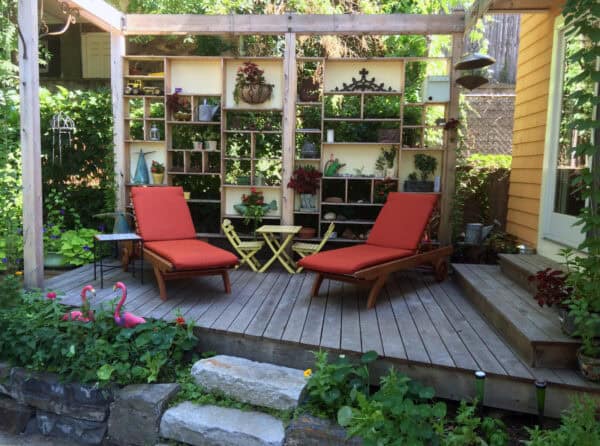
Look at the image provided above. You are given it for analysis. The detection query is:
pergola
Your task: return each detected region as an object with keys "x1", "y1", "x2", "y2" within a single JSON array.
[{"x1": 18, "y1": 0, "x2": 538, "y2": 288}]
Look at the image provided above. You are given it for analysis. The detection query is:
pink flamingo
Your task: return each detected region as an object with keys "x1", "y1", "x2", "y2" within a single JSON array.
[
  {"x1": 113, "y1": 282, "x2": 146, "y2": 328},
  {"x1": 62, "y1": 285, "x2": 95, "y2": 322}
]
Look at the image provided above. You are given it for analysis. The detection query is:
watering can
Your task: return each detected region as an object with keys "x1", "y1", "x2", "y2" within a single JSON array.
[
  {"x1": 94, "y1": 212, "x2": 134, "y2": 234},
  {"x1": 197, "y1": 99, "x2": 220, "y2": 122}
]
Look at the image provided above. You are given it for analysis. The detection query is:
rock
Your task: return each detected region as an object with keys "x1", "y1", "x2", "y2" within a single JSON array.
[
  {"x1": 191, "y1": 355, "x2": 307, "y2": 411},
  {"x1": 6, "y1": 368, "x2": 112, "y2": 422},
  {"x1": 107, "y1": 383, "x2": 179, "y2": 446},
  {"x1": 160, "y1": 402, "x2": 285, "y2": 446},
  {"x1": 36, "y1": 410, "x2": 107, "y2": 445},
  {"x1": 0, "y1": 363, "x2": 11, "y2": 396},
  {"x1": 323, "y1": 212, "x2": 336, "y2": 221},
  {"x1": 0, "y1": 396, "x2": 33, "y2": 434},
  {"x1": 285, "y1": 414, "x2": 361, "y2": 446}
]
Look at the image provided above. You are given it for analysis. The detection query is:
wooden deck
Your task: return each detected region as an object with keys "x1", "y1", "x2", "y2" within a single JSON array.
[{"x1": 48, "y1": 263, "x2": 600, "y2": 417}]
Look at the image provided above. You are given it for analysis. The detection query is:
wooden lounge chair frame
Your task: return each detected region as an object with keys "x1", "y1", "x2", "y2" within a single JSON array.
[{"x1": 310, "y1": 245, "x2": 452, "y2": 309}]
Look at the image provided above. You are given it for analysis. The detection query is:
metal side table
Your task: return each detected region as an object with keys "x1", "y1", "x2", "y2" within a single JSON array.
[{"x1": 93, "y1": 233, "x2": 143, "y2": 288}]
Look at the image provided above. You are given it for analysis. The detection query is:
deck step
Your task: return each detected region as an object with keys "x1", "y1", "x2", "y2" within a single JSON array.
[
  {"x1": 191, "y1": 355, "x2": 307, "y2": 411},
  {"x1": 498, "y1": 253, "x2": 567, "y2": 296},
  {"x1": 160, "y1": 402, "x2": 285, "y2": 446},
  {"x1": 453, "y1": 263, "x2": 579, "y2": 368}
]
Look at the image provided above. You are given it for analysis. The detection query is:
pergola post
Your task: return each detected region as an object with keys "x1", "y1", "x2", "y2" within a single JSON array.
[
  {"x1": 281, "y1": 32, "x2": 297, "y2": 226},
  {"x1": 18, "y1": 0, "x2": 44, "y2": 288},
  {"x1": 439, "y1": 32, "x2": 464, "y2": 244},
  {"x1": 110, "y1": 32, "x2": 126, "y2": 210}
]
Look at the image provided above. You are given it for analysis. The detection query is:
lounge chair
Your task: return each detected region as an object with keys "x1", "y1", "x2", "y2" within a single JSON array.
[
  {"x1": 131, "y1": 186, "x2": 238, "y2": 300},
  {"x1": 298, "y1": 192, "x2": 452, "y2": 308}
]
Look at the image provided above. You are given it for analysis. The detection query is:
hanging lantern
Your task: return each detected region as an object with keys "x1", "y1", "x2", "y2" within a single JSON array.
[
  {"x1": 149, "y1": 124, "x2": 160, "y2": 141},
  {"x1": 454, "y1": 53, "x2": 496, "y2": 71},
  {"x1": 50, "y1": 112, "x2": 76, "y2": 164},
  {"x1": 456, "y1": 74, "x2": 489, "y2": 90}
]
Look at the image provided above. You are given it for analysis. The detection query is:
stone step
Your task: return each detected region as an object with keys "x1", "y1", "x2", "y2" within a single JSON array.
[
  {"x1": 498, "y1": 253, "x2": 566, "y2": 296},
  {"x1": 160, "y1": 402, "x2": 285, "y2": 446},
  {"x1": 453, "y1": 263, "x2": 579, "y2": 368},
  {"x1": 191, "y1": 355, "x2": 307, "y2": 411}
]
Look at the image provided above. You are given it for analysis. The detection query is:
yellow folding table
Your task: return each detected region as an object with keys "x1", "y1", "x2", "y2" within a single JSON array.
[{"x1": 255, "y1": 225, "x2": 301, "y2": 273}]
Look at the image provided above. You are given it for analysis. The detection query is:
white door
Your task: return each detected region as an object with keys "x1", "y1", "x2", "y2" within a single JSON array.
[{"x1": 541, "y1": 21, "x2": 593, "y2": 249}]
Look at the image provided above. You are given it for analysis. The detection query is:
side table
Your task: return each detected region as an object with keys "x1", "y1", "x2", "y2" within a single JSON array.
[{"x1": 93, "y1": 233, "x2": 144, "y2": 288}]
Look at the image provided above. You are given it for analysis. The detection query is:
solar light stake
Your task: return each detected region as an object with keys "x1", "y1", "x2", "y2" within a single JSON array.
[
  {"x1": 475, "y1": 370, "x2": 486, "y2": 407},
  {"x1": 535, "y1": 380, "x2": 547, "y2": 425}
]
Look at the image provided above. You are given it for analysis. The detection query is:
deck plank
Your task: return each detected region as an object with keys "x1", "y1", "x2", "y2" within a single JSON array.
[
  {"x1": 398, "y1": 275, "x2": 454, "y2": 367},
  {"x1": 263, "y1": 274, "x2": 306, "y2": 340},
  {"x1": 320, "y1": 279, "x2": 344, "y2": 350},
  {"x1": 245, "y1": 274, "x2": 293, "y2": 337},
  {"x1": 387, "y1": 273, "x2": 430, "y2": 363},
  {"x1": 340, "y1": 281, "x2": 362, "y2": 353},
  {"x1": 300, "y1": 280, "x2": 329, "y2": 347},
  {"x1": 413, "y1": 276, "x2": 478, "y2": 370},
  {"x1": 281, "y1": 273, "x2": 316, "y2": 343},
  {"x1": 375, "y1": 286, "x2": 406, "y2": 359},
  {"x1": 358, "y1": 285, "x2": 384, "y2": 355}
]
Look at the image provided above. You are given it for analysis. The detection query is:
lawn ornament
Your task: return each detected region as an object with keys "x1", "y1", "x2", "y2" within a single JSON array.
[
  {"x1": 62, "y1": 285, "x2": 95, "y2": 322},
  {"x1": 113, "y1": 281, "x2": 146, "y2": 328}
]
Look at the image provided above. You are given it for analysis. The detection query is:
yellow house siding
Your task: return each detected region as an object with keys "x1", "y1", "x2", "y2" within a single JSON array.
[{"x1": 507, "y1": 9, "x2": 561, "y2": 247}]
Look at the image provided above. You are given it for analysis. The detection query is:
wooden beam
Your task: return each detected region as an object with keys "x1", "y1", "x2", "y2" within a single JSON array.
[
  {"x1": 67, "y1": 0, "x2": 124, "y2": 32},
  {"x1": 281, "y1": 33, "x2": 296, "y2": 226},
  {"x1": 465, "y1": 0, "x2": 553, "y2": 32},
  {"x1": 124, "y1": 13, "x2": 465, "y2": 36},
  {"x1": 18, "y1": 0, "x2": 44, "y2": 288},
  {"x1": 110, "y1": 32, "x2": 126, "y2": 211},
  {"x1": 438, "y1": 33, "x2": 463, "y2": 244}
]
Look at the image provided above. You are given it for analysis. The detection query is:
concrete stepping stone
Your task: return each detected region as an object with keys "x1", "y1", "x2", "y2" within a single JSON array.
[
  {"x1": 160, "y1": 401, "x2": 285, "y2": 446},
  {"x1": 191, "y1": 355, "x2": 307, "y2": 411}
]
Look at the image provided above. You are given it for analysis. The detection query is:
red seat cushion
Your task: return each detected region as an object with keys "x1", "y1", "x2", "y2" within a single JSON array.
[
  {"x1": 367, "y1": 192, "x2": 438, "y2": 251},
  {"x1": 298, "y1": 244, "x2": 413, "y2": 276},
  {"x1": 145, "y1": 239, "x2": 238, "y2": 271},
  {"x1": 131, "y1": 187, "x2": 197, "y2": 242}
]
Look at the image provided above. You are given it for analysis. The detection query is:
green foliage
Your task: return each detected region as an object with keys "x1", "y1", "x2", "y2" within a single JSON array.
[
  {"x1": 414, "y1": 154, "x2": 438, "y2": 181},
  {"x1": 338, "y1": 369, "x2": 446, "y2": 446},
  {"x1": 0, "y1": 274, "x2": 23, "y2": 307},
  {"x1": 59, "y1": 228, "x2": 97, "y2": 266},
  {"x1": 304, "y1": 350, "x2": 377, "y2": 419},
  {"x1": 525, "y1": 397, "x2": 600, "y2": 446},
  {"x1": 0, "y1": 293, "x2": 197, "y2": 385},
  {"x1": 443, "y1": 400, "x2": 508, "y2": 446}
]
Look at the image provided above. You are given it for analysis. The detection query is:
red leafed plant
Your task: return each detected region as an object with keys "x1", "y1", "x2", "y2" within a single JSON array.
[
  {"x1": 528, "y1": 268, "x2": 573, "y2": 308},
  {"x1": 287, "y1": 166, "x2": 322, "y2": 194},
  {"x1": 242, "y1": 187, "x2": 264, "y2": 206},
  {"x1": 166, "y1": 92, "x2": 190, "y2": 114}
]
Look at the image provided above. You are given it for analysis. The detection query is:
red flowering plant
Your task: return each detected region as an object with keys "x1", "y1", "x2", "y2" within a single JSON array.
[
  {"x1": 528, "y1": 268, "x2": 573, "y2": 308},
  {"x1": 241, "y1": 188, "x2": 266, "y2": 234},
  {"x1": 166, "y1": 92, "x2": 191, "y2": 117},
  {"x1": 373, "y1": 178, "x2": 398, "y2": 203},
  {"x1": 151, "y1": 160, "x2": 164, "y2": 174},
  {"x1": 287, "y1": 166, "x2": 322, "y2": 195}
]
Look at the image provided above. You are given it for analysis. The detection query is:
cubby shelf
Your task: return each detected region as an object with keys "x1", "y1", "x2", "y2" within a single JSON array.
[
  {"x1": 166, "y1": 121, "x2": 221, "y2": 125},
  {"x1": 323, "y1": 91, "x2": 402, "y2": 96},
  {"x1": 321, "y1": 219, "x2": 375, "y2": 225},
  {"x1": 322, "y1": 202, "x2": 384, "y2": 207}
]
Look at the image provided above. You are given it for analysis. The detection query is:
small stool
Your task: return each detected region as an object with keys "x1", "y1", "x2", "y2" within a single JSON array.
[{"x1": 93, "y1": 233, "x2": 143, "y2": 288}]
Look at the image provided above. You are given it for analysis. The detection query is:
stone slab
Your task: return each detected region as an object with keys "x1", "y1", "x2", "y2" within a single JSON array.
[
  {"x1": 285, "y1": 414, "x2": 362, "y2": 446},
  {"x1": 36, "y1": 410, "x2": 107, "y2": 445},
  {"x1": 4, "y1": 368, "x2": 112, "y2": 422},
  {"x1": 191, "y1": 355, "x2": 307, "y2": 411},
  {"x1": 107, "y1": 383, "x2": 179, "y2": 446},
  {"x1": 0, "y1": 396, "x2": 33, "y2": 434},
  {"x1": 160, "y1": 402, "x2": 285, "y2": 446},
  {"x1": 0, "y1": 431, "x2": 84, "y2": 446}
]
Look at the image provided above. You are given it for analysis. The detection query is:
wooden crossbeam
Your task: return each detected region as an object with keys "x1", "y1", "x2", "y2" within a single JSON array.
[
  {"x1": 465, "y1": 0, "x2": 554, "y2": 33},
  {"x1": 67, "y1": 0, "x2": 124, "y2": 31},
  {"x1": 123, "y1": 13, "x2": 465, "y2": 36}
]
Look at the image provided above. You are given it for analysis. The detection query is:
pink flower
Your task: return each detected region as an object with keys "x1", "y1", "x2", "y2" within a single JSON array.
[{"x1": 46, "y1": 291, "x2": 57, "y2": 300}]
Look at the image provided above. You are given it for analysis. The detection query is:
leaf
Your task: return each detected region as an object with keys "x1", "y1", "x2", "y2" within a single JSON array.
[
  {"x1": 97, "y1": 364, "x2": 114, "y2": 381},
  {"x1": 361, "y1": 350, "x2": 378, "y2": 364},
  {"x1": 337, "y1": 406, "x2": 354, "y2": 426}
]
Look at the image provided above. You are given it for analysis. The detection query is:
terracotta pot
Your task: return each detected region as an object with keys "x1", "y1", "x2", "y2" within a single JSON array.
[
  {"x1": 577, "y1": 348, "x2": 600, "y2": 382},
  {"x1": 240, "y1": 83, "x2": 273, "y2": 104},
  {"x1": 298, "y1": 227, "x2": 316, "y2": 239}
]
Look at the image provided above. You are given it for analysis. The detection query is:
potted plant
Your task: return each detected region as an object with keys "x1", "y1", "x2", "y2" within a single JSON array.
[
  {"x1": 374, "y1": 178, "x2": 398, "y2": 204},
  {"x1": 287, "y1": 166, "x2": 322, "y2": 211},
  {"x1": 192, "y1": 131, "x2": 203, "y2": 151},
  {"x1": 166, "y1": 92, "x2": 191, "y2": 121},
  {"x1": 234, "y1": 62, "x2": 273, "y2": 105},
  {"x1": 151, "y1": 160, "x2": 165, "y2": 185},
  {"x1": 204, "y1": 130, "x2": 219, "y2": 151},
  {"x1": 528, "y1": 268, "x2": 575, "y2": 334},
  {"x1": 298, "y1": 74, "x2": 320, "y2": 102},
  {"x1": 374, "y1": 146, "x2": 397, "y2": 178},
  {"x1": 404, "y1": 154, "x2": 437, "y2": 192},
  {"x1": 233, "y1": 188, "x2": 278, "y2": 236}
]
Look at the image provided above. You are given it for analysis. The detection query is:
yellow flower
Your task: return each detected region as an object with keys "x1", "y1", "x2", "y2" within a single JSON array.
[
  {"x1": 304, "y1": 368, "x2": 312, "y2": 378},
  {"x1": 14, "y1": 271, "x2": 23, "y2": 276}
]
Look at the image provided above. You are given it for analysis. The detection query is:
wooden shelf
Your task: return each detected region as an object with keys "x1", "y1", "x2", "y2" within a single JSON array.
[
  {"x1": 168, "y1": 171, "x2": 220, "y2": 176},
  {"x1": 224, "y1": 214, "x2": 280, "y2": 220},
  {"x1": 323, "y1": 118, "x2": 401, "y2": 122},
  {"x1": 187, "y1": 199, "x2": 221, "y2": 203},
  {"x1": 321, "y1": 219, "x2": 375, "y2": 225},
  {"x1": 323, "y1": 91, "x2": 402, "y2": 96},
  {"x1": 401, "y1": 147, "x2": 444, "y2": 151},
  {"x1": 124, "y1": 95, "x2": 164, "y2": 99},
  {"x1": 322, "y1": 202, "x2": 384, "y2": 207},
  {"x1": 124, "y1": 75, "x2": 164, "y2": 80},
  {"x1": 224, "y1": 129, "x2": 281, "y2": 134},
  {"x1": 322, "y1": 142, "x2": 399, "y2": 146},
  {"x1": 124, "y1": 139, "x2": 165, "y2": 143},
  {"x1": 296, "y1": 102, "x2": 322, "y2": 106},
  {"x1": 222, "y1": 107, "x2": 283, "y2": 112},
  {"x1": 125, "y1": 183, "x2": 168, "y2": 187},
  {"x1": 295, "y1": 158, "x2": 321, "y2": 162},
  {"x1": 322, "y1": 176, "x2": 397, "y2": 181},
  {"x1": 222, "y1": 184, "x2": 281, "y2": 189},
  {"x1": 294, "y1": 210, "x2": 319, "y2": 214},
  {"x1": 166, "y1": 121, "x2": 221, "y2": 125},
  {"x1": 296, "y1": 129, "x2": 322, "y2": 134}
]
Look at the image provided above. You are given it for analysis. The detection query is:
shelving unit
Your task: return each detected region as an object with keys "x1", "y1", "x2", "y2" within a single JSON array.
[{"x1": 122, "y1": 54, "x2": 452, "y2": 240}]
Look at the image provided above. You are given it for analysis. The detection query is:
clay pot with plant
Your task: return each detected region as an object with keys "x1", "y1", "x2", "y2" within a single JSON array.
[
  {"x1": 151, "y1": 160, "x2": 165, "y2": 185},
  {"x1": 287, "y1": 166, "x2": 322, "y2": 211},
  {"x1": 203, "y1": 130, "x2": 219, "y2": 151},
  {"x1": 167, "y1": 92, "x2": 191, "y2": 121},
  {"x1": 404, "y1": 154, "x2": 437, "y2": 192},
  {"x1": 375, "y1": 146, "x2": 397, "y2": 178},
  {"x1": 234, "y1": 62, "x2": 274, "y2": 105}
]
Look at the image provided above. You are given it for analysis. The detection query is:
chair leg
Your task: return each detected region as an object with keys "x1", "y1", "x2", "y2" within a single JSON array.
[
  {"x1": 434, "y1": 258, "x2": 449, "y2": 282},
  {"x1": 153, "y1": 265, "x2": 168, "y2": 301},
  {"x1": 222, "y1": 271, "x2": 232, "y2": 293},
  {"x1": 366, "y1": 273, "x2": 389, "y2": 309},
  {"x1": 311, "y1": 273, "x2": 325, "y2": 297}
]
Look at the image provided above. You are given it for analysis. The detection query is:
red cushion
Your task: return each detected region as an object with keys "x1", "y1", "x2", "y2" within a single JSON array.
[
  {"x1": 298, "y1": 244, "x2": 413, "y2": 275},
  {"x1": 145, "y1": 239, "x2": 238, "y2": 271},
  {"x1": 367, "y1": 192, "x2": 438, "y2": 251},
  {"x1": 131, "y1": 187, "x2": 197, "y2": 242}
]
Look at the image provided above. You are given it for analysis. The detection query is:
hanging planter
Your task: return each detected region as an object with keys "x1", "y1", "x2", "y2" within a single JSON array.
[
  {"x1": 234, "y1": 62, "x2": 274, "y2": 105},
  {"x1": 240, "y1": 83, "x2": 273, "y2": 104}
]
